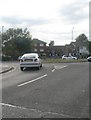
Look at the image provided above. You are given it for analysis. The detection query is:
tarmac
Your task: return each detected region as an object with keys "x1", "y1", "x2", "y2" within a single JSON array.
[{"x1": 0, "y1": 64, "x2": 66, "y2": 118}]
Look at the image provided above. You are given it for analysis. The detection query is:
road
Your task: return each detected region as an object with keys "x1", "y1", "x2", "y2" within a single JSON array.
[{"x1": 1, "y1": 61, "x2": 89, "y2": 118}]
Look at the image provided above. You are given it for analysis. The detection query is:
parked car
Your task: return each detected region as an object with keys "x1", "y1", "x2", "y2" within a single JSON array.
[
  {"x1": 87, "y1": 56, "x2": 91, "y2": 62},
  {"x1": 62, "y1": 55, "x2": 77, "y2": 60},
  {"x1": 20, "y1": 53, "x2": 42, "y2": 71},
  {"x1": 18, "y1": 56, "x2": 22, "y2": 61}
]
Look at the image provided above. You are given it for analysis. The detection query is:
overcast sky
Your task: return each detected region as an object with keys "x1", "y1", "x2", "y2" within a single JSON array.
[{"x1": 0, "y1": 0, "x2": 90, "y2": 45}]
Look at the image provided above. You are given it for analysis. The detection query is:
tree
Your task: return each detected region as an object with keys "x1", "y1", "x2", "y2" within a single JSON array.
[
  {"x1": 2, "y1": 28, "x2": 32, "y2": 60},
  {"x1": 75, "y1": 33, "x2": 89, "y2": 58},
  {"x1": 75, "y1": 33, "x2": 88, "y2": 47},
  {"x1": 49, "y1": 40, "x2": 54, "y2": 46}
]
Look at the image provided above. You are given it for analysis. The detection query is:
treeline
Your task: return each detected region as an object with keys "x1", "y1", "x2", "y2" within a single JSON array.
[{"x1": 2, "y1": 28, "x2": 32, "y2": 60}]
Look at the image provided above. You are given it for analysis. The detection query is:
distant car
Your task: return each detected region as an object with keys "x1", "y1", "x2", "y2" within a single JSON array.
[
  {"x1": 20, "y1": 53, "x2": 42, "y2": 71},
  {"x1": 18, "y1": 56, "x2": 22, "y2": 61},
  {"x1": 87, "y1": 56, "x2": 91, "y2": 62},
  {"x1": 62, "y1": 55, "x2": 77, "y2": 60}
]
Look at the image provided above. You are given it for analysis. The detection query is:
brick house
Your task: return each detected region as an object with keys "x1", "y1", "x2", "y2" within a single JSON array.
[
  {"x1": 64, "y1": 42, "x2": 77, "y2": 56},
  {"x1": 31, "y1": 38, "x2": 47, "y2": 57},
  {"x1": 64, "y1": 41, "x2": 89, "y2": 58},
  {"x1": 31, "y1": 39, "x2": 65, "y2": 58},
  {"x1": 31, "y1": 38, "x2": 89, "y2": 58},
  {"x1": 46, "y1": 46, "x2": 65, "y2": 58}
]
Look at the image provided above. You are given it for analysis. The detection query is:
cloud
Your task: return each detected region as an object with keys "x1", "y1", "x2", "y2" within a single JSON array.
[
  {"x1": 59, "y1": 0, "x2": 89, "y2": 24},
  {"x1": 0, "y1": 16, "x2": 50, "y2": 26},
  {"x1": 0, "y1": 0, "x2": 89, "y2": 45}
]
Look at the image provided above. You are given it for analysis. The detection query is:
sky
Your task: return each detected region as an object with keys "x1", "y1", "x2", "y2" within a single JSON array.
[{"x1": 0, "y1": 0, "x2": 90, "y2": 45}]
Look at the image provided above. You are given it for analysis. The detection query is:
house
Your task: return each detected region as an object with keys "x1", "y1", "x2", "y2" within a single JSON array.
[
  {"x1": 64, "y1": 41, "x2": 89, "y2": 58},
  {"x1": 31, "y1": 38, "x2": 47, "y2": 57},
  {"x1": 31, "y1": 38, "x2": 89, "y2": 58},
  {"x1": 46, "y1": 46, "x2": 65, "y2": 58},
  {"x1": 64, "y1": 42, "x2": 77, "y2": 56}
]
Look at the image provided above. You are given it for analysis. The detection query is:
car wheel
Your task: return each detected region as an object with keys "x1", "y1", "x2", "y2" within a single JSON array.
[
  {"x1": 37, "y1": 66, "x2": 40, "y2": 70},
  {"x1": 20, "y1": 67, "x2": 24, "y2": 71},
  {"x1": 40, "y1": 64, "x2": 42, "y2": 67},
  {"x1": 88, "y1": 60, "x2": 91, "y2": 62}
]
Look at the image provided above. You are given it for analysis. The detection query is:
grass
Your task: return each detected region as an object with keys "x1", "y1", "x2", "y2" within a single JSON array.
[{"x1": 42, "y1": 58, "x2": 87, "y2": 63}]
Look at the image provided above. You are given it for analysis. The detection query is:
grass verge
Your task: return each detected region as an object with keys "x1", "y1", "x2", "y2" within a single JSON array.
[{"x1": 43, "y1": 58, "x2": 87, "y2": 63}]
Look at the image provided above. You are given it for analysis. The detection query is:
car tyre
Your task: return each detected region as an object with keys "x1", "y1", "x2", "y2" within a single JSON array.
[
  {"x1": 20, "y1": 67, "x2": 24, "y2": 71},
  {"x1": 40, "y1": 64, "x2": 42, "y2": 67},
  {"x1": 37, "y1": 66, "x2": 40, "y2": 70}
]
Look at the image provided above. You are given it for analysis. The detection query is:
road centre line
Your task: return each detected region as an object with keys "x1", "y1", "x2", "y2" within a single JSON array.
[
  {"x1": 18, "y1": 74, "x2": 47, "y2": 87},
  {"x1": 52, "y1": 69, "x2": 55, "y2": 72}
]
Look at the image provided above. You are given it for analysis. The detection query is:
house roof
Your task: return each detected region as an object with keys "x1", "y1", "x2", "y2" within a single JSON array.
[{"x1": 32, "y1": 38, "x2": 46, "y2": 44}]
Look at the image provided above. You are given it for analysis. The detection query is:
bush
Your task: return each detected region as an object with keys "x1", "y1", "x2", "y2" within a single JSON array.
[{"x1": 2, "y1": 56, "x2": 12, "y2": 61}]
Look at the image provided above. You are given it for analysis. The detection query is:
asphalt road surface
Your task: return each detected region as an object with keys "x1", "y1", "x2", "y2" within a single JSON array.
[{"x1": 1, "y1": 62, "x2": 89, "y2": 118}]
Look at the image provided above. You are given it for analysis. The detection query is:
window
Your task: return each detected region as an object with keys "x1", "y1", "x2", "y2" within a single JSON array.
[
  {"x1": 34, "y1": 44, "x2": 37, "y2": 46},
  {"x1": 34, "y1": 49, "x2": 37, "y2": 52},
  {"x1": 40, "y1": 49, "x2": 44, "y2": 52},
  {"x1": 40, "y1": 43, "x2": 44, "y2": 46}
]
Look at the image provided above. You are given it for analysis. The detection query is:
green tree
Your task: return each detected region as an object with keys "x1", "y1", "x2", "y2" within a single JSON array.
[
  {"x1": 75, "y1": 33, "x2": 89, "y2": 58},
  {"x1": 2, "y1": 28, "x2": 32, "y2": 60},
  {"x1": 75, "y1": 33, "x2": 88, "y2": 47}
]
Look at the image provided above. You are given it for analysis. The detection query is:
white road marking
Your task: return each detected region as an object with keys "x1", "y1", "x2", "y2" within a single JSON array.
[
  {"x1": 18, "y1": 74, "x2": 48, "y2": 87},
  {"x1": 0, "y1": 102, "x2": 72, "y2": 118},
  {"x1": 51, "y1": 65, "x2": 68, "y2": 73},
  {"x1": 55, "y1": 65, "x2": 68, "y2": 70},
  {"x1": 52, "y1": 69, "x2": 55, "y2": 72},
  {"x1": 0, "y1": 102, "x2": 31, "y2": 110}
]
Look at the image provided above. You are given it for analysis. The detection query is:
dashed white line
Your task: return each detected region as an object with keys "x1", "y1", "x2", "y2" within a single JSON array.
[
  {"x1": 18, "y1": 74, "x2": 48, "y2": 87},
  {"x1": 55, "y1": 65, "x2": 68, "y2": 70},
  {"x1": 52, "y1": 69, "x2": 55, "y2": 72},
  {"x1": 52, "y1": 65, "x2": 68, "y2": 72}
]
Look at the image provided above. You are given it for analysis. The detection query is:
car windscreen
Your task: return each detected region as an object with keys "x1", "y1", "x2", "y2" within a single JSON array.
[{"x1": 21, "y1": 55, "x2": 36, "y2": 59}]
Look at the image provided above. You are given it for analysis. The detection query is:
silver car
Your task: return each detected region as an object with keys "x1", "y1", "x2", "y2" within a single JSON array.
[
  {"x1": 62, "y1": 55, "x2": 77, "y2": 60},
  {"x1": 20, "y1": 53, "x2": 42, "y2": 71}
]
